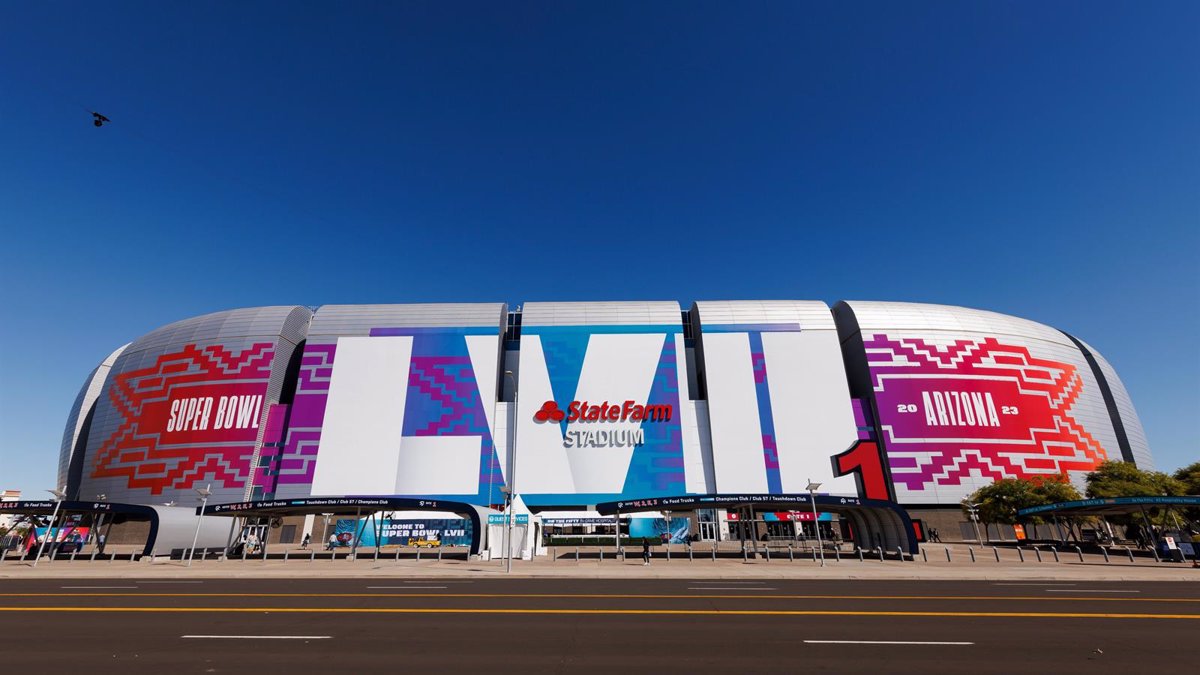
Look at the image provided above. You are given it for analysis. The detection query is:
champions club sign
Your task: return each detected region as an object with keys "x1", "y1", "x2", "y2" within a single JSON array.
[{"x1": 534, "y1": 400, "x2": 673, "y2": 449}]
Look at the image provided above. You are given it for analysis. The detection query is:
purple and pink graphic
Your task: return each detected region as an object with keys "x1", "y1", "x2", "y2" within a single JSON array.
[{"x1": 865, "y1": 334, "x2": 1107, "y2": 492}]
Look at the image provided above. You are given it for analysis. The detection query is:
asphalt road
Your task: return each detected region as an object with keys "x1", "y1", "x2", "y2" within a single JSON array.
[{"x1": 1, "y1": 578, "x2": 1196, "y2": 674}]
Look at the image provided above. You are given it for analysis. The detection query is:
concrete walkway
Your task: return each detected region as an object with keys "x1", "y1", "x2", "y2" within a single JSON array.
[{"x1": 2, "y1": 542, "x2": 1195, "y2": 581}]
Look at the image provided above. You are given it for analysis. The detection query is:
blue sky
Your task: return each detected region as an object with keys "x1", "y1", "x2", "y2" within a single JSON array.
[{"x1": 1, "y1": 2, "x2": 1196, "y2": 496}]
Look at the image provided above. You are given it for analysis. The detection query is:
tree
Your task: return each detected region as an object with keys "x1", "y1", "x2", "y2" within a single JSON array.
[
  {"x1": 1084, "y1": 460, "x2": 1186, "y2": 499},
  {"x1": 964, "y1": 474, "x2": 1081, "y2": 525},
  {"x1": 1173, "y1": 462, "x2": 1200, "y2": 495}
]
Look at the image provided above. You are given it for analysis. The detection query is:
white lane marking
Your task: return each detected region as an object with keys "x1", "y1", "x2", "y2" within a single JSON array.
[
  {"x1": 183, "y1": 635, "x2": 330, "y2": 640},
  {"x1": 688, "y1": 587, "x2": 777, "y2": 591},
  {"x1": 1046, "y1": 589, "x2": 1141, "y2": 593},
  {"x1": 805, "y1": 640, "x2": 974, "y2": 645},
  {"x1": 136, "y1": 581, "x2": 204, "y2": 584},
  {"x1": 367, "y1": 586, "x2": 447, "y2": 589},
  {"x1": 993, "y1": 578, "x2": 1080, "y2": 583},
  {"x1": 403, "y1": 580, "x2": 473, "y2": 584},
  {"x1": 61, "y1": 586, "x2": 137, "y2": 589}
]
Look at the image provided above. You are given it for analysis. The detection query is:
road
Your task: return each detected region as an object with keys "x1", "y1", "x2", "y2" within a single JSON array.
[{"x1": 1, "y1": 578, "x2": 1195, "y2": 673}]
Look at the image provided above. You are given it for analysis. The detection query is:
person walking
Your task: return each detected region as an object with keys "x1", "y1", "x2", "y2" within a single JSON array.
[
  {"x1": 327, "y1": 533, "x2": 337, "y2": 551},
  {"x1": 301, "y1": 533, "x2": 311, "y2": 550},
  {"x1": 642, "y1": 539, "x2": 651, "y2": 566}
]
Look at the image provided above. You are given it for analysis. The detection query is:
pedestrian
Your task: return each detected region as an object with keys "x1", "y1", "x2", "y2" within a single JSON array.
[
  {"x1": 301, "y1": 533, "x2": 311, "y2": 550},
  {"x1": 642, "y1": 539, "x2": 651, "y2": 566},
  {"x1": 327, "y1": 533, "x2": 337, "y2": 551}
]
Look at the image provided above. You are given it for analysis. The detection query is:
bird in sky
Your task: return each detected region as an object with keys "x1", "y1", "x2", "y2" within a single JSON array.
[{"x1": 91, "y1": 111, "x2": 110, "y2": 127}]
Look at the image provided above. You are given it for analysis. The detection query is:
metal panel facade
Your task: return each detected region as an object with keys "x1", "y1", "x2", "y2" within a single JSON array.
[
  {"x1": 840, "y1": 301, "x2": 1123, "y2": 504},
  {"x1": 78, "y1": 307, "x2": 311, "y2": 505},
  {"x1": 59, "y1": 300, "x2": 1153, "y2": 509}
]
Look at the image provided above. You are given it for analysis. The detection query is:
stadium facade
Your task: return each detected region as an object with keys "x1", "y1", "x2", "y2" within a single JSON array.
[{"x1": 55, "y1": 300, "x2": 1153, "y2": 548}]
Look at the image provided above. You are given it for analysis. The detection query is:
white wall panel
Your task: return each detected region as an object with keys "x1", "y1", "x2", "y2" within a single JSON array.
[
  {"x1": 394, "y1": 436, "x2": 481, "y2": 494},
  {"x1": 762, "y1": 331, "x2": 859, "y2": 494},
  {"x1": 565, "y1": 333, "x2": 663, "y2": 493},
  {"x1": 310, "y1": 336, "x2": 412, "y2": 495},
  {"x1": 512, "y1": 336, "x2": 575, "y2": 493},
  {"x1": 703, "y1": 332, "x2": 768, "y2": 492}
]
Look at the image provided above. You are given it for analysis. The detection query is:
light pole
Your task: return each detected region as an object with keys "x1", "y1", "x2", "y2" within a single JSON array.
[
  {"x1": 187, "y1": 484, "x2": 212, "y2": 567},
  {"x1": 806, "y1": 479, "x2": 824, "y2": 567},
  {"x1": 503, "y1": 370, "x2": 519, "y2": 573},
  {"x1": 32, "y1": 487, "x2": 66, "y2": 567},
  {"x1": 963, "y1": 501, "x2": 983, "y2": 546}
]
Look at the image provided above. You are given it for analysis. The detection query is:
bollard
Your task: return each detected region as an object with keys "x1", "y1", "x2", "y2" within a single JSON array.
[
  {"x1": 311, "y1": 549, "x2": 316, "y2": 563},
  {"x1": 688, "y1": 544, "x2": 693, "y2": 562},
  {"x1": 1101, "y1": 547, "x2": 1110, "y2": 563},
  {"x1": 575, "y1": 547, "x2": 580, "y2": 562},
  {"x1": 1017, "y1": 548, "x2": 1025, "y2": 563},
  {"x1": 130, "y1": 552, "x2": 137, "y2": 563},
  {"x1": 968, "y1": 547, "x2": 975, "y2": 563},
  {"x1": 834, "y1": 547, "x2": 840, "y2": 562},
  {"x1": 1051, "y1": 548, "x2": 1059, "y2": 563},
  {"x1": 373, "y1": 548, "x2": 379, "y2": 562},
  {"x1": 1125, "y1": 546, "x2": 1134, "y2": 563},
  {"x1": 857, "y1": 547, "x2": 864, "y2": 562},
  {"x1": 242, "y1": 546, "x2": 248, "y2": 562},
  {"x1": 0, "y1": 548, "x2": 6, "y2": 563},
  {"x1": 993, "y1": 547, "x2": 1000, "y2": 562},
  {"x1": 921, "y1": 548, "x2": 927, "y2": 563},
  {"x1": 712, "y1": 543, "x2": 717, "y2": 562},
  {"x1": 1034, "y1": 547, "x2": 1042, "y2": 563},
  {"x1": 331, "y1": 549, "x2": 337, "y2": 563},
  {"x1": 395, "y1": 548, "x2": 401, "y2": 562},
  {"x1": 742, "y1": 545, "x2": 749, "y2": 562},
  {"x1": 764, "y1": 546, "x2": 770, "y2": 562},
  {"x1": 599, "y1": 548, "x2": 604, "y2": 563},
  {"x1": 1074, "y1": 546, "x2": 1084, "y2": 562},
  {"x1": 438, "y1": 544, "x2": 443, "y2": 562},
  {"x1": 416, "y1": 548, "x2": 421, "y2": 562},
  {"x1": 876, "y1": 547, "x2": 884, "y2": 562},
  {"x1": 553, "y1": 546, "x2": 557, "y2": 562},
  {"x1": 71, "y1": 549, "x2": 78, "y2": 562},
  {"x1": 897, "y1": 546, "x2": 905, "y2": 562},
  {"x1": 811, "y1": 547, "x2": 817, "y2": 563},
  {"x1": 285, "y1": 549, "x2": 290, "y2": 562},
  {"x1": 788, "y1": 544, "x2": 794, "y2": 562},
  {"x1": 202, "y1": 549, "x2": 209, "y2": 563},
  {"x1": 666, "y1": 545, "x2": 671, "y2": 562}
]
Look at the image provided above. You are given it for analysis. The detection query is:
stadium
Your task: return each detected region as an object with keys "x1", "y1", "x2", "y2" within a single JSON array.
[{"x1": 38, "y1": 300, "x2": 1152, "y2": 558}]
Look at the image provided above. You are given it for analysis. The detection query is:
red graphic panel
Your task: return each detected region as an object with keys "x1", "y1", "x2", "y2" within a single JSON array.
[
  {"x1": 91, "y1": 343, "x2": 275, "y2": 494},
  {"x1": 865, "y1": 335, "x2": 1106, "y2": 492}
]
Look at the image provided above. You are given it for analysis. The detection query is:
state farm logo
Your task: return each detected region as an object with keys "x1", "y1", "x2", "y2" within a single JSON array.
[
  {"x1": 533, "y1": 400, "x2": 672, "y2": 423},
  {"x1": 533, "y1": 399, "x2": 673, "y2": 449},
  {"x1": 534, "y1": 401, "x2": 566, "y2": 423}
]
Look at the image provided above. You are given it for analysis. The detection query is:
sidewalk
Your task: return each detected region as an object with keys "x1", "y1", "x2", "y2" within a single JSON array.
[{"x1": 2, "y1": 543, "x2": 1195, "y2": 581}]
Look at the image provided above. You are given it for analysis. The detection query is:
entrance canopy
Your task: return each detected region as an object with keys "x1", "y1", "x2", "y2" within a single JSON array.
[
  {"x1": 0, "y1": 499, "x2": 221, "y2": 557},
  {"x1": 1018, "y1": 495, "x2": 1200, "y2": 519},
  {"x1": 594, "y1": 493, "x2": 919, "y2": 554},
  {"x1": 201, "y1": 496, "x2": 491, "y2": 555}
]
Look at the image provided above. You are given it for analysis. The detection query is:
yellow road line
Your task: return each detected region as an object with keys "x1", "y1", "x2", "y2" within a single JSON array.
[
  {"x1": 0, "y1": 593, "x2": 1196, "y2": 603},
  {"x1": 0, "y1": 606, "x2": 1196, "y2": 619}
]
